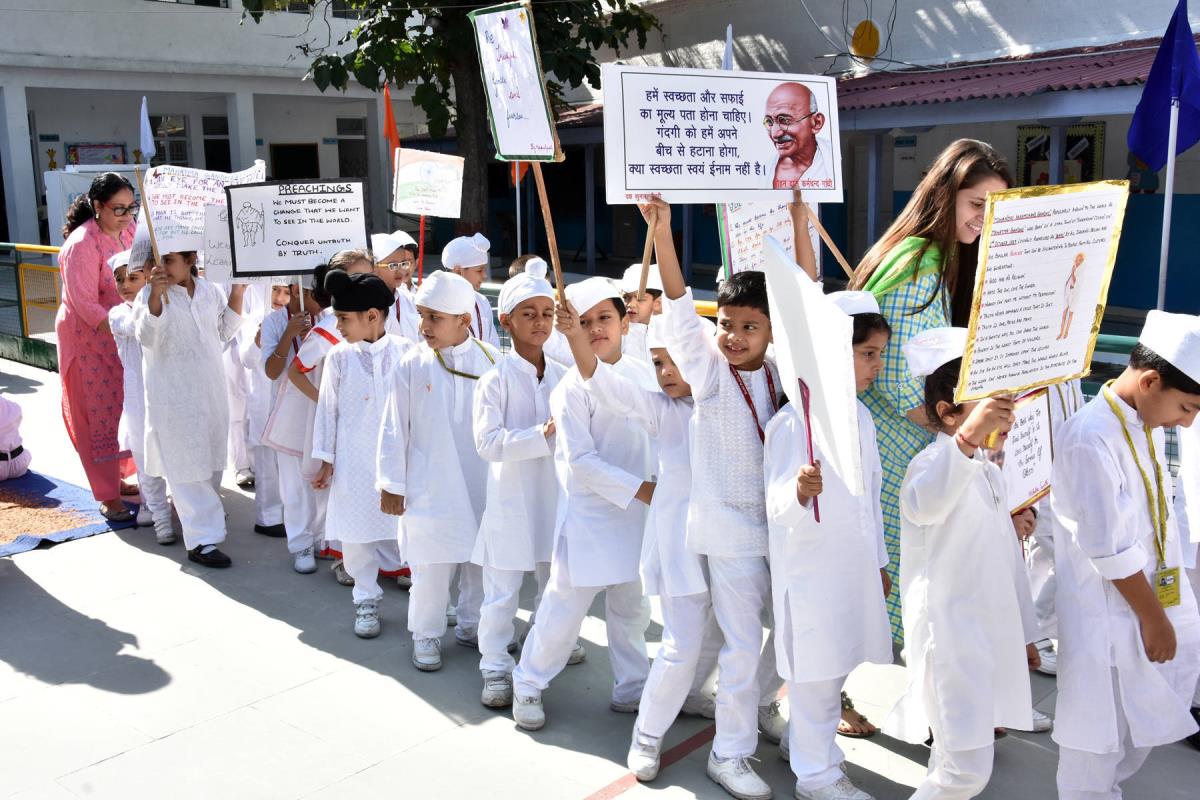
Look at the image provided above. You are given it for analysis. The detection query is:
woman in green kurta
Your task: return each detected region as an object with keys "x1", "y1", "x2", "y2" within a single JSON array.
[{"x1": 851, "y1": 140, "x2": 1013, "y2": 640}]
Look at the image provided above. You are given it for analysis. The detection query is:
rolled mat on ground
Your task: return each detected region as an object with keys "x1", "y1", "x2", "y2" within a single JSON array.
[{"x1": 0, "y1": 470, "x2": 136, "y2": 557}]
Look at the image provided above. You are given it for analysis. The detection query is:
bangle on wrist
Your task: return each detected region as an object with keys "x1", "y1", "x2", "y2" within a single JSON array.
[
  {"x1": 270, "y1": 351, "x2": 286, "y2": 360},
  {"x1": 955, "y1": 431, "x2": 982, "y2": 450}
]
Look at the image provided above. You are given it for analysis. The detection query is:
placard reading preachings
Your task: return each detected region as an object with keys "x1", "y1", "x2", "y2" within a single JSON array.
[
  {"x1": 469, "y1": 1, "x2": 563, "y2": 162},
  {"x1": 956, "y1": 180, "x2": 1129, "y2": 402},
  {"x1": 602, "y1": 64, "x2": 843, "y2": 204},
  {"x1": 225, "y1": 180, "x2": 369, "y2": 277}
]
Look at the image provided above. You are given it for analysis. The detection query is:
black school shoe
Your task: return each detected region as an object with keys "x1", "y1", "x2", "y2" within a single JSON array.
[
  {"x1": 1188, "y1": 708, "x2": 1200, "y2": 751},
  {"x1": 253, "y1": 523, "x2": 287, "y2": 538},
  {"x1": 188, "y1": 545, "x2": 232, "y2": 568}
]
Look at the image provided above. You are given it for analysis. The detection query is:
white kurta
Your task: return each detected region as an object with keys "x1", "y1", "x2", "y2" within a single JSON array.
[
  {"x1": 550, "y1": 357, "x2": 656, "y2": 588},
  {"x1": 108, "y1": 302, "x2": 145, "y2": 453},
  {"x1": 1051, "y1": 390, "x2": 1200, "y2": 753},
  {"x1": 471, "y1": 352, "x2": 565, "y2": 571},
  {"x1": 660, "y1": 289, "x2": 780, "y2": 558},
  {"x1": 622, "y1": 321, "x2": 651, "y2": 364},
  {"x1": 470, "y1": 291, "x2": 500, "y2": 347},
  {"x1": 134, "y1": 279, "x2": 242, "y2": 484},
  {"x1": 385, "y1": 285, "x2": 421, "y2": 343},
  {"x1": 584, "y1": 360, "x2": 706, "y2": 597},
  {"x1": 243, "y1": 306, "x2": 305, "y2": 446},
  {"x1": 313, "y1": 335, "x2": 410, "y2": 544},
  {"x1": 885, "y1": 433, "x2": 1040, "y2": 751},
  {"x1": 764, "y1": 401, "x2": 892, "y2": 683},
  {"x1": 376, "y1": 337, "x2": 501, "y2": 565},
  {"x1": 263, "y1": 310, "x2": 336, "y2": 477}
]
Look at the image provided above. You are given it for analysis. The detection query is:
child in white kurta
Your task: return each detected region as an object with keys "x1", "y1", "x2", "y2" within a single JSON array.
[
  {"x1": 582, "y1": 315, "x2": 722, "y2": 781},
  {"x1": 510, "y1": 278, "x2": 655, "y2": 732},
  {"x1": 312, "y1": 271, "x2": 410, "y2": 638},
  {"x1": 764, "y1": 292, "x2": 893, "y2": 800},
  {"x1": 471, "y1": 260, "x2": 566, "y2": 707},
  {"x1": 134, "y1": 251, "x2": 244, "y2": 568},
  {"x1": 377, "y1": 270, "x2": 500, "y2": 672},
  {"x1": 442, "y1": 233, "x2": 500, "y2": 347},
  {"x1": 619, "y1": 261, "x2": 664, "y2": 365},
  {"x1": 885, "y1": 327, "x2": 1040, "y2": 800},
  {"x1": 648, "y1": 199, "x2": 783, "y2": 796},
  {"x1": 106, "y1": 250, "x2": 171, "y2": 539},
  {"x1": 1052, "y1": 311, "x2": 1200, "y2": 799}
]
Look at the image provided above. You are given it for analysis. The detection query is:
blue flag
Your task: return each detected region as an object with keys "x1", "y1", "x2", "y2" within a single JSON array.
[{"x1": 1128, "y1": 0, "x2": 1200, "y2": 171}]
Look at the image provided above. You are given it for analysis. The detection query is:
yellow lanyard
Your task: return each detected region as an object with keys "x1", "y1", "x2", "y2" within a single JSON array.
[
  {"x1": 435, "y1": 338, "x2": 495, "y2": 381},
  {"x1": 1101, "y1": 382, "x2": 1168, "y2": 568}
]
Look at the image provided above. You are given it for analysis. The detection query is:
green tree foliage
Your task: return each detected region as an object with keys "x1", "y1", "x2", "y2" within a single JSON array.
[{"x1": 242, "y1": 1, "x2": 658, "y2": 234}]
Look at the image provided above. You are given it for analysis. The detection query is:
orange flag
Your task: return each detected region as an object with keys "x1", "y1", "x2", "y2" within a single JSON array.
[
  {"x1": 383, "y1": 84, "x2": 402, "y2": 170},
  {"x1": 509, "y1": 161, "x2": 529, "y2": 186}
]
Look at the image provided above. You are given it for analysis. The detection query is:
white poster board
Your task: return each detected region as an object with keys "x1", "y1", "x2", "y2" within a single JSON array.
[
  {"x1": 719, "y1": 202, "x2": 821, "y2": 279},
  {"x1": 128, "y1": 161, "x2": 266, "y2": 266},
  {"x1": 225, "y1": 180, "x2": 369, "y2": 277},
  {"x1": 469, "y1": 1, "x2": 562, "y2": 162},
  {"x1": 602, "y1": 64, "x2": 843, "y2": 204},
  {"x1": 957, "y1": 180, "x2": 1129, "y2": 402},
  {"x1": 392, "y1": 148, "x2": 465, "y2": 218},
  {"x1": 992, "y1": 389, "x2": 1053, "y2": 513},
  {"x1": 202, "y1": 204, "x2": 272, "y2": 286},
  {"x1": 44, "y1": 166, "x2": 141, "y2": 247},
  {"x1": 762, "y1": 236, "x2": 862, "y2": 496}
]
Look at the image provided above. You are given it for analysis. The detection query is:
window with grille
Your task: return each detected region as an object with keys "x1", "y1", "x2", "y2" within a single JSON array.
[{"x1": 149, "y1": 115, "x2": 189, "y2": 167}]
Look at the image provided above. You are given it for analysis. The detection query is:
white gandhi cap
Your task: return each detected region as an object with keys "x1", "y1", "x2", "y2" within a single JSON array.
[
  {"x1": 904, "y1": 326, "x2": 969, "y2": 379},
  {"x1": 1139, "y1": 309, "x2": 1200, "y2": 385}
]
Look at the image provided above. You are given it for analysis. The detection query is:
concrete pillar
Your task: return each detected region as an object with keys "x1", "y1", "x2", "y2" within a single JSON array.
[
  {"x1": 0, "y1": 82, "x2": 40, "y2": 243},
  {"x1": 866, "y1": 131, "x2": 884, "y2": 246},
  {"x1": 226, "y1": 91, "x2": 257, "y2": 171},
  {"x1": 365, "y1": 94, "x2": 388, "y2": 232},
  {"x1": 584, "y1": 143, "x2": 596, "y2": 274},
  {"x1": 187, "y1": 108, "x2": 207, "y2": 170}
]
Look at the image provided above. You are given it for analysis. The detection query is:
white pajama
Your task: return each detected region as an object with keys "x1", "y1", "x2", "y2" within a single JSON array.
[
  {"x1": 787, "y1": 675, "x2": 848, "y2": 792},
  {"x1": 912, "y1": 740, "x2": 994, "y2": 800},
  {"x1": 276, "y1": 452, "x2": 317, "y2": 553},
  {"x1": 1057, "y1": 670, "x2": 1152, "y2": 800},
  {"x1": 757, "y1": 626, "x2": 784, "y2": 705},
  {"x1": 636, "y1": 591, "x2": 718, "y2": 738},
  {"x1": 455, "y1": 562, "x2": 483, "y2": 634},
  {"x1": 169, "y1": 470, "x2": 226, "y2": 550},
  {"x1": 251, "y1": 444, "x2": 283, "y2": 527},
  {"x1": 409, "y1": 562, "x2": 482, "y2": 640},
  {"x1": 514, "y1": 538, "x2": 650, "y2": 706},
  {"x1": 131, "y1": 450, "x2": 170, "y2": 525},
  {"x1": 479, "y1": 566, "x2": 527, "y2": 673},
  {"x1": 342, "y1": 539, "x2": 403, "y2": 605},
  {"x1": 708, "y1": 554, "x2": 771, "y2": 759}
]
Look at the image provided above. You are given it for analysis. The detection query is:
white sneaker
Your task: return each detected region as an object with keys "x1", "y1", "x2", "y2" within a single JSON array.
[
  {"x1": 481, "y1": 671, "x2": 513, "y2": 708},
  {"x1": 513, "y1": 692, "x2": 545, "y2": 730},
  {"x1": 681, "y1": 691, "x2": 717, "y2": 719},
  {"x1": 1035, "y1": 639, "x2": 1058, "y2": 676},
  {"x1": 456, "y1": 627, "x2": 479, "y2": 649},
  {"x1": 627, "y1": 728, "x2": 663, "y2": 782},
  {"x1": 1032, "y1": 708, "x2": 1053, "y2": 733},
  {"x1": 412, "y1": 637, "x2": 442, "y2": 671},
  {"x1": 396, "y1": 572, "x2": 412, "y2": 590},
  {"x1": 235, "y1": 468, "x2": 255, "y2": 489},
  {"x1": 154, "y1": 518, "x2": 176, "y2": 545},
  {"x1": 610, "y1": 698, "x2": 639, "y2": 713},
  {"x1": 354, "y1": 601, "x2": 381, "y2": 638},
  {"x1": 758, "y1": 698, "x2": 789, "y2": 744},
  {"x1": 136, "y1": 505, "x2": 153, "y2": 527},
  {"x1": 795, "y1": 776, "x2": 873, "y2": 800},
  {"x1": 706, "y1": 752, "x2": 773, "y2": 800},
  {"x1": 567, "y1": 640, "x2": 587, "y2": 665},
  {"x1": 293, "y1": 546, "x2": 317, "y2": 574},
  {"x1": 446, "y1": 604, "x2": 457, "y2": 627},
  {"x1": 332, "y1": 560, "x2": 354, "y2": 586}
]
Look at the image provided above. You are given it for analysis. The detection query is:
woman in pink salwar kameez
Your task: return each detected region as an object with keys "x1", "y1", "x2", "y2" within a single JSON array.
[{"x1": 55, "y1": 172, "x2": 137, "y2": 520}]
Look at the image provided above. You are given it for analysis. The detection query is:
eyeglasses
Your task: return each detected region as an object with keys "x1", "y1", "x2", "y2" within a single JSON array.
[
  {"x1": 380, "y1": 260, "x2": 416, "y2": 271},
  {"x1": 762, "y1": 111, "x2": 817, "y2": 129},
  {"x1": 103, "y1": 201, "x2": 141, "y2": 217}
]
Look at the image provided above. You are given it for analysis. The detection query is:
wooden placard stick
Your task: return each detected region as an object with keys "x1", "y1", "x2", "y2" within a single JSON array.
[
  {"x1": 133, "y1": 165, "x2": 167, "y2": 305},
  {"x1": 530, "y1": 162, "x2": 565, "y2": 302},
  {"x1": 637, "y1": 206, "x2": 658, "y2": 301},
  {"x1": 805, "y1": 205, "x2": 854, "y2": 280}
]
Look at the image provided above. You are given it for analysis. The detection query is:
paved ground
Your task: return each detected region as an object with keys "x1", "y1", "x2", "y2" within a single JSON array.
[{"x1": 1, "y1": 356, "x2": 1197, "y2": 800}]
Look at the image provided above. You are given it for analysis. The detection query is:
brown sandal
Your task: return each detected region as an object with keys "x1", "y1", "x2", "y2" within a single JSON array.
[{"x1": 836, "y1": 692, "x2": 878, "y2": 738}]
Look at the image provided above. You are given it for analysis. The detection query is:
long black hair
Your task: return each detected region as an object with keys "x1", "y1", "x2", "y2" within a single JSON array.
[{"x1": 63, "y1": 172, "x2": 135, "y2": 238}]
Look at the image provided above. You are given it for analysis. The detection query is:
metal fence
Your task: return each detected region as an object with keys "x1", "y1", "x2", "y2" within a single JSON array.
[{"x1": 0, "y1": 243, "x2": 61, "y2": 371}]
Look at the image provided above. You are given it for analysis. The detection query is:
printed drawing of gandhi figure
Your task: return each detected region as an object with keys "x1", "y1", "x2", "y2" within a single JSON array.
[
  {"x1": 1056, "y1": 252, "x2": 1085, "y2": 341},
  {"x1": 763, "y1": 82, "x2": 830, "y2": 189},
  {"x1": 235, "y1": 201, "x2": 265, "y2": 248}
]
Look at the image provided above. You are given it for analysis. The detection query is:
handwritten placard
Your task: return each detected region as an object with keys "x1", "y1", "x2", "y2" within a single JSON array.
[
  {"x1": 128, "y1": 161, "x2": 266, "y2": 266},
  {"x1": 201, "y1": 204, "x2": 270, "y2": 286},
  {"x1": 956, "y1": 180, "x2": 1129, "y2": 402},
  {"x1": 468, "y1": 1, "x2": 562, "y2": 162},
  {"x1": 601, "y1": 64, "x2": 842, "y2": 204},
  {"x1": 762, "y1": 236, "x2": 862, "y2": 496},
  {"x1": 719, "y1": 202, "x2": 821, "y2": 278},
  {"x1": 989, "y1": 389, "x2": 1053, "y2": 513},
  {"x1": 392, "y1": 148, "x2": 465, "y2": 218},
  {"x1": 225, "y1": 180, "x2": 369, "y2": 277}
]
